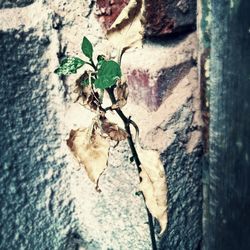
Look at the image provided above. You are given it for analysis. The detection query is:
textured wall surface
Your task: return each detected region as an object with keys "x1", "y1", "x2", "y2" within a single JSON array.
[{"x1": 0, "y1": 1, "x2": 203, "y2": 249}]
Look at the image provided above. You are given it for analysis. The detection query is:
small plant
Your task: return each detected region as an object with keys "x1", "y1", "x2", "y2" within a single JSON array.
[
  {"x1": 55, "y1": 36, "x2": 167, "y2": 250},
  {"x1": 55, "y1": 2, "x2": 167, "y2": 249}
]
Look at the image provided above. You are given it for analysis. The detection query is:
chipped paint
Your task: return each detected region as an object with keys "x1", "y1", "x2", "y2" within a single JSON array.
[
  {"x1": 230, "y1": 0, "x2": 234, "y2": 8},
  {"x1": 230, "y1": 0, "x2": 240, "y2": 14},
  {"x1": 246, "y1": 153, "x2": 249, "y2": 162},
  {"x1": 198, "y1": 0, "x2": 211, "y2": 48},
  {"x1": 204, "y1": 58, "x2": 210, "y2": 78},
  {"x1": 236, "y1": 140, "x2": 243, "y2": 150},
  {"x1": 230, "y1": 0, "x2": 239, "y2": 9}
]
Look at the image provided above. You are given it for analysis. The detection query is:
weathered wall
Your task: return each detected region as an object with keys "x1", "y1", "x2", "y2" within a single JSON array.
[{"x1": 0, "y1": 1, "x2": 203, "y2": 249}]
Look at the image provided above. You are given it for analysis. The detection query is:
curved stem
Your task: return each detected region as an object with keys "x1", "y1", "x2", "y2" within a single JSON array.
[
  {"x1": 90, "y1": 58, "x2": 97, "y2": 71},
  {"x1": 106, "y1": 87, "x2": 157, "y2": 250},
  {"x1": 128, "y1": 117, "x2": 140, "y2": 144}
]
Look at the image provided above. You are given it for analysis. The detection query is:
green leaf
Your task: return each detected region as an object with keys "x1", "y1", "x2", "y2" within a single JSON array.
[
  {"x1": 54, "y1": 57, "x2": 85, "y2": 76},
  {"x1": 81, "y1": 37, "x2": 93, "y2": 59},
  {"x1": 98, "y1": 60, "x2": 121, "y2": 78},
  {"x1": 95, "y1": 60, "x2": 122, "y2": 89},
  {"x1": 97, "y1": 55, "x2": 105, "y2": 62}
]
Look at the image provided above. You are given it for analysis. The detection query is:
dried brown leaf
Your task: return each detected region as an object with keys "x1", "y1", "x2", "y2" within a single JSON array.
[
  {"x1": 75, "y1": 72, "x2": 89, "y2": 87},
  {"x1": 112, "y1": 76, "x2": 129, "y2": 109},
  {"x1": 87, "y1": 92, "x2": 100, "y2": 111},
  {"x1": 137, "y1": 144, "x2": 168, "y2": 235},
  {"x1": 74, "y1": 73, "x2": 100, "y2": 111},
  {"x1": 107, "y1": 0, "x2": 145, "y2": 52},
  {"x1": 74, "y1": 72, "x2": 92, "y2": 103},
  {"x1": 101, "y1": 117, "x2": 128, "y2": 141},
  {"x1": 67, "y1": 127, "x2": 110, "y2": 190}
]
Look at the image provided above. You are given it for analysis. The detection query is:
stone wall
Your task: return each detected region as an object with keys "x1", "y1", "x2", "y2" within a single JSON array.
[{"x1": 0, "y1": 1, "x2": 203, "y2": 249}]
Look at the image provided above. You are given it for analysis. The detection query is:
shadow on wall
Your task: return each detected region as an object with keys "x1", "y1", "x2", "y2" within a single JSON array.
[{"x1": 0, "y1": 0, "x2": 35, "y2": 9}]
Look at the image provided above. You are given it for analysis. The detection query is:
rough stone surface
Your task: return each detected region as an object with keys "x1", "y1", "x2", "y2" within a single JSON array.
[
  {"x1": 145, "y1": 0, "x2": 196, "y2": 36},
  {"x1": 95, "y1": 0, "x2": 196, "y2": 36},
  {"x1": 0, "y1": 1, "x2": 203, "y2": 249},
  {"x1": 0, "y1": 0, "x2": 34, "y2": 9},
  {"x1": 0, "y1": 28, "x2": 76, "y2": 249},
  {"x1": 122, "y1": 32, "x2": 197, "y2": 111}
]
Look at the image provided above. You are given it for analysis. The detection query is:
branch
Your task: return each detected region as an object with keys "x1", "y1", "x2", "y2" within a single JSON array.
[{"x1": 106, "y1": 87, "x2": 157, "y2": 250}]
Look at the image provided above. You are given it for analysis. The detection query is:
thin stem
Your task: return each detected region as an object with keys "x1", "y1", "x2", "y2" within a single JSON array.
[
  {"x1": 86, "y1": 59, "x2": 97, "y2": 71},
  {"x1": 106, "y1": 87, "x2": 157, "y2": 250},
  {"x1": 90, "y1": 58, "x2": 97, "y2": 71}
]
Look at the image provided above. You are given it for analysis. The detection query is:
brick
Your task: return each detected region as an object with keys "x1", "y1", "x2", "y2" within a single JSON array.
[
  {"x1": 95, "y1": 0, "x2": 196, "y2": 36},
  {"x1": 95, "y1": 0, "x2": 129, "y2": 30},
  {"x1": 144, "y1": 0, "x2": 196, "y2": 36},
  {"x1": 122, "y1": 32, "x2": 197, "y2": 111}
]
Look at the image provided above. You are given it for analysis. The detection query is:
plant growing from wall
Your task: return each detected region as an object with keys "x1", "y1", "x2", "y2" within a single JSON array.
[{"x1": 54, "y1": 1, "x2": 167, "y2": 249}]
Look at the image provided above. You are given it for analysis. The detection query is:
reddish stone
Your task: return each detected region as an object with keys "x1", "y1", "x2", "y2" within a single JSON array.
[
  {"x1": 144, "y1": 0, "x2": 196, "y2": 36},
  {"x1": 95, "y1": 0, "x2": 130, "y2": 30},
  {"x1": 126, "y1": 61, "x2": 194, "y2": 111},
  {"x1": 95, "y1": 0, "x2": 196, "y2": 36},
  {"x1": 126, "y1": 69, "x2": 158, "y2": 108},
  {"x1": 121, "y1": 32, "x2": 197, "y2": 110}
]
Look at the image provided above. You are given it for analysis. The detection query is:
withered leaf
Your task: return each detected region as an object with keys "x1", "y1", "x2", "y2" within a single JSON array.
[
  {"x1": 75, "y1": 71, "x2": 89, "y2": 87},
  {"x1": 87, "y1": 92, "x2": 100, "y2": 111},
  {"x1": 107, "y1": 0, "x2": 145, "y2": 52},
  {"x1": 74, "y1": 72, "x2": 92, "y2": 103},
  {"x1": 101, "y1": 117, "x2": 128, "y2": 142},
  {"x1": 112, "y1": 76, "x2": 129, "y2": 109},
  {"x1": 137, "y1": 144, "x2": 168, "y2": 235},
  {"x1": 67, "y1": 127, "x2": 110, "y2": 190},
  {"x1": 74, "y1": 73, "x2": 101, "y2": 111}
]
